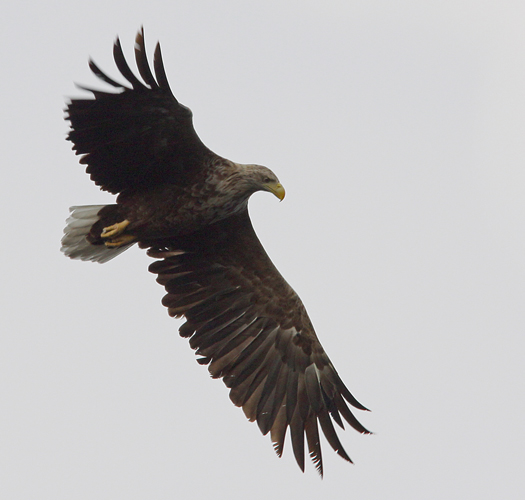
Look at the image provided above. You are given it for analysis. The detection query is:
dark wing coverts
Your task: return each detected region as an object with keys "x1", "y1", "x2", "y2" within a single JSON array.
[
  {"x1": 66, "y1": 29, "x2": 214, "y2": 194},
  {"x1": 148, "y1": 211, "x2": 370, "y2": 476}
]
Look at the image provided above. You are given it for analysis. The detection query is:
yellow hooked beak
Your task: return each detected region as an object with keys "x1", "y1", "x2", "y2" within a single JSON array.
[{"x1": 264, "y1": 182, "x2": 286, "y2": 201}]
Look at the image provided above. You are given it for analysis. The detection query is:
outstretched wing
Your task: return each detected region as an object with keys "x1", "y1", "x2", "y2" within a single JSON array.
[
  {"x1": 66, "y1": 28, "x2": 216, "y2": 194},
  {"x1": 147, "y1": 210, "x2": 370, "y2": 476}
]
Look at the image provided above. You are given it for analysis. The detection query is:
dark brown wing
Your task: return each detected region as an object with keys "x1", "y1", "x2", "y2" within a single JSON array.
[
  {"x1": 66, "y1": 28, "x2": 216, "y2": 194},
  {"x1": 147, "y1": 210, "x2": 370, "y2": 476}
]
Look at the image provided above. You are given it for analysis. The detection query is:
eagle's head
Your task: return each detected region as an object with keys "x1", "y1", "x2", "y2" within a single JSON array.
[{"x1": 236, "y1": 164, "x2": 286, "y2": 201}]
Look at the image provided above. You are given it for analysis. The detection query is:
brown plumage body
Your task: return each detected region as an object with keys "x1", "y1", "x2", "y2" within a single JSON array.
[
  {"x1": 86, "y1": 157, "x2": 276, "y2": 244},
  {"x1": 61, "y1": 29, "x2": 370, "y2": 476}
]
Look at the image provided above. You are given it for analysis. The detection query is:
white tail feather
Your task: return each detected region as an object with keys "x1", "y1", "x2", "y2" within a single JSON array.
[{"x1": 61, "y1": 205, "x2": 134, "y2": 263}]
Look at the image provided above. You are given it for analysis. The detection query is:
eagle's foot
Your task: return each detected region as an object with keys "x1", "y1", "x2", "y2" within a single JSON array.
[
  {"x1": 104, "y1": 234, "x2": 136, "y2": 248},
  {"x1": 101, "y1": 220, "x2": 130, "y2": 239},
  {"x1": 101, "y1": 220, "x2": 134, "y2": 248}
]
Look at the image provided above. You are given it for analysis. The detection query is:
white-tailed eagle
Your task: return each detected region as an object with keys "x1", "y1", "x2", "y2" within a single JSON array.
[{"x1": 61, "y1": 29, "x2": 370, "y2": 476}]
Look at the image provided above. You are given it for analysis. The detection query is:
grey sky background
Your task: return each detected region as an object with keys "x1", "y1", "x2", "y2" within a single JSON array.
[{"x1": 2, "y1": 1, "x2": 525, "y2": 498}]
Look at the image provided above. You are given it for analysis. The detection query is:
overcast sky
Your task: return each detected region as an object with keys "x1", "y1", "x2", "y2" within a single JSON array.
[{"x1": 2, "y1": 1, "x2": 525, "y2": 498}]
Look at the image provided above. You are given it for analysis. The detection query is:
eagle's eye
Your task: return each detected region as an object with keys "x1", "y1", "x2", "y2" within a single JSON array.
[{"x1": 263, "y1": 177, "x2": 272, "y2": 183}]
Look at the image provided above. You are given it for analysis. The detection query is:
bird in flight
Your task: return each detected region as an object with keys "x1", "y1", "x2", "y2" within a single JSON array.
[{"x1": 61, "y1": 28, "x2": 370, "y2": 476}]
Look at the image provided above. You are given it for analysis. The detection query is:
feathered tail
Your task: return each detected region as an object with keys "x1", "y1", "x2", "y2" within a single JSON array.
[{"x1": 61, "y1": 205, "x2": 134, "y2": 263}]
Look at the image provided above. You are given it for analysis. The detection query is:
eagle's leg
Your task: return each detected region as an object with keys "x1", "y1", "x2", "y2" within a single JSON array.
[{"x1": 101, "y1": 220, "x2": 136, "y2": 248}]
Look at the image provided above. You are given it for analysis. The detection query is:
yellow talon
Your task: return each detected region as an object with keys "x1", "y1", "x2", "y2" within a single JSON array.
[
  {"x1": 104, "y1": 234, "x2": 136, "y2": 248},
  {"x1": 101, "y1": 220, "x2": 130, "y2": 239}
]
